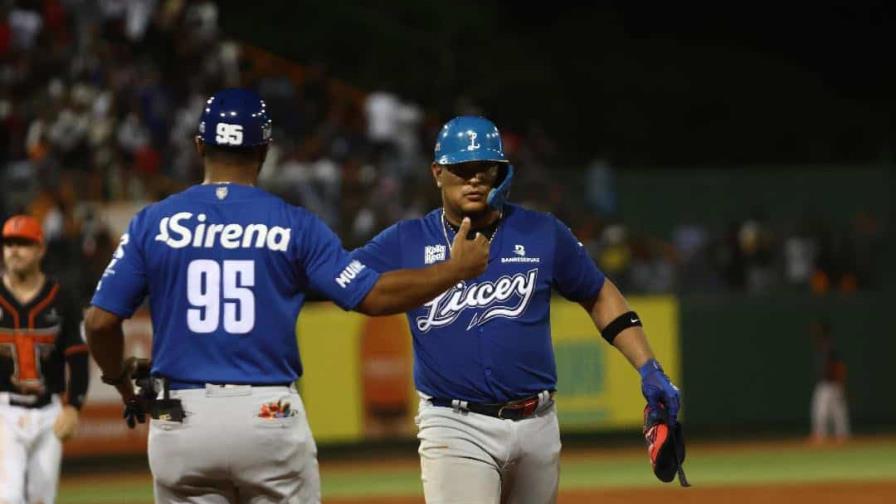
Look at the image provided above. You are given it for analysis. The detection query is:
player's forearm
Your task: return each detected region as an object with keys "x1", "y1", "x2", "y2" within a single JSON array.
[
  {"x1": 84, "y1": 306, "x2": 127, "y2": 379},
  {"x1": 611, "y1": 327, "x2": 654, "y2": 369},
  {"x1": 65, "y1": 352, "x2": 90, "y2": 410},
  {"x1": 357, "y1": 262, "x2": 461, "y2": 316},
  {"x1": 585, "y1": 279, "x2": 654, "y2": 368}
]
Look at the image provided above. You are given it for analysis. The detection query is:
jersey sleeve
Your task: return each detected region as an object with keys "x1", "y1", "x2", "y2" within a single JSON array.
[
  {"x1": 350, "y1": 222, "x2": 403, "y2": 273},
  {"x1": 297, "y1": 212, "x2": 381, "y2": 310},
  {"x1": 90, "y1": 211, "x2": 149, "y2": 318},
  {"x1": 56, "y1": 286, "x2": 89, "y2": 409},
  {"x1": 57, "y1": 286, "x2": 87, "y2": 354},
  {"x1": 551, "y1": 216, "x2": 606, "y2": 302}
]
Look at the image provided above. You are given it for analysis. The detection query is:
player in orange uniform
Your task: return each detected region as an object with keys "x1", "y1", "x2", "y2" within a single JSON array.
[{"x1": 0, "y1": 215, "x2": 90, "y2": 503}]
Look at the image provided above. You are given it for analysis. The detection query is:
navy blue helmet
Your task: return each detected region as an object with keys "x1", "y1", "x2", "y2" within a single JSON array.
[{"x1": 198, "y1": 88, "x2": 272, "y2": 147}]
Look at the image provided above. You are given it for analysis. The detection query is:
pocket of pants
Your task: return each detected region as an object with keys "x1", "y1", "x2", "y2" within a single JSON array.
[
  {"x1": 252, "y1": 393, "x2": 303, "y2": 428},
  {"x1": 150, "y1": 417, "x2": 188, "y2": 432},
  {"x1": 253, "y1": 414, "x2": 301, "y2": 429}
]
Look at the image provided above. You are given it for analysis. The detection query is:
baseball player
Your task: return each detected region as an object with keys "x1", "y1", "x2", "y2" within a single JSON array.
[
  {"x1": 83, "y1": 88, "x2": 489, "y2": 503},
  {"x1": 809, "y1": 320, "x2": 850, "y2": 443},
  {"x1": 0, "y1": 215, "x2": 89, "y2": 504},
  {"x1": 352, "y1": 116, "x2": 681, "y2": 504}
]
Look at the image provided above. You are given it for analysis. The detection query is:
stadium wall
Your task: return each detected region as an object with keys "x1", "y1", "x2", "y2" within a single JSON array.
[{"x1": 680, "y1": 293, "x2": 896, "y2": 432}]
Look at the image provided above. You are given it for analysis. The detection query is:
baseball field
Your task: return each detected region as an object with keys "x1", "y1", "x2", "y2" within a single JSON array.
[{"x1": 58, "y1": 435, "x2": 896, "y2": 503}]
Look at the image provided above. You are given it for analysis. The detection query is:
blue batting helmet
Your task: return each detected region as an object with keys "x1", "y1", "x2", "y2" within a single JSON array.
[
  {"x1": 434, "y1": 116, "x2": 508, "y2": 165},
  {"x1": 198, "y1": 88, "x2": 272, "y2": 147},
  {"x1": 434, "y1": 115, "x2": 514, "y2": 209}
]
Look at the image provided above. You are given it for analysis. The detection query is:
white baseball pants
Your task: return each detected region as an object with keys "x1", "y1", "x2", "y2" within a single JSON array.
[
  {"x1": 0, "y1": 394, "x2": 63, "y2": 504},
  {"x1": 416, "y1": 392, "x2": 560, "y2": 504},
  {"x1": 148, "y1": 384, "x2": 319, "y2": 504}
]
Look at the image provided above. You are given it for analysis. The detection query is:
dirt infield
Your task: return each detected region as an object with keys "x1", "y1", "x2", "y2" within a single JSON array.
[{"x1": 326, "y1": 481, "x2": 896, "y2": 504}]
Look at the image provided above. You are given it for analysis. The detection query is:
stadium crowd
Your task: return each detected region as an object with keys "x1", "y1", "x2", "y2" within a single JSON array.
[{"x1": 0, "y1": 0, "x2": 883, "y2": 305}]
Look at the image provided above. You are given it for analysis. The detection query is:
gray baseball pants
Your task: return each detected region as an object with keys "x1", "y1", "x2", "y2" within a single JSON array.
[
  {"x1": 148, "y1": 384, "x2": 319, "y2": 504},
  {"x1": 416, "y1": 391, "x2": 560, "y2": 504}
]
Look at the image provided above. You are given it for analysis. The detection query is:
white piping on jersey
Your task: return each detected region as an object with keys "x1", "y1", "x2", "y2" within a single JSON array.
[
  {"x1": 415, "y1": 268, "x2": 539, "y2": 333},
  {"x1": 154, "y1": 212, "x2": 291, "y2": 251}
]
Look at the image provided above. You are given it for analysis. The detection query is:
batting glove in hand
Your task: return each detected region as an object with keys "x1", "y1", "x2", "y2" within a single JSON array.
[
  {"x1": 123, "y1": 398, "x2": 147, "y2": 429},
  {"x1": 639, "y1": 359, "x2": 680, "y2": 425},
  {"x1": 643, "y1": 403, "x2": 690, "y2": 486},
  {"x1": 118, "y1": 357, "x2": 153, "y2": 429}
]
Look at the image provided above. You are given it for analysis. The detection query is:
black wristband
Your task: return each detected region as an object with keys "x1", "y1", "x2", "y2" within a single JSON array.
[{"x1": 600, "y1": 310, "x2": 643, "y2": 344}]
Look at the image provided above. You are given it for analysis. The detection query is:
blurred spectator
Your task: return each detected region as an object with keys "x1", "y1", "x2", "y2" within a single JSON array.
[
  {"x1": 124, "y1": 0, "x2": 156, "y2": 42},
  {"x1": 718, "y1": 221, "x2": 746, "y2": 290},
  {"x1": 584, "y1": 157, "x2": 617, "y2": 217},
  {"x1": 628, "y1": 236, "x2": 677, "y2": 293},
  {"x1": 596, "y1": 223, "x2": 632, "y2": 289},
  {"x1": 182, "y1": 0, "x2": 218, "y2": 45},
  {"x1": 672, "y1": 221, "x2": 715, "y2": 291},
  {"x1": 810, "y1": 218, "x2": 867, "y2": 295},
  {"x1": 8, "y1": 2, "x2": 42, "y2": 51},
  {"x1": 737, "y1": 220, "x2": 776, "y2": 294},
  {"x1": 0, "y1": 1, "x2": 888, "y2": 303},
  {"x1": 784, "y1": 223, "x2": 817, "y2": 287},
  {"x1": 364, "y1": 90, "x2": 400, "y2": 152},
  {"x1": 364, "y1": 88, "x2": 420, "y2": 179},
  {"x1": 393, "y1": 100, "x2": 423, "y2": 175}
]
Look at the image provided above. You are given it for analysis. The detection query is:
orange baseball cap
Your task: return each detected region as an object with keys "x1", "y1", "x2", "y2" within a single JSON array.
[{"x1": 2, "y1": 215, "x2": 44, "y2": 244}]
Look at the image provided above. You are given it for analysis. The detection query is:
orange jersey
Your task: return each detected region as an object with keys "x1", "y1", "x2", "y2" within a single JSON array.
[{"x1": 0, "y1": 278, "x2": 87, "y2": 406}]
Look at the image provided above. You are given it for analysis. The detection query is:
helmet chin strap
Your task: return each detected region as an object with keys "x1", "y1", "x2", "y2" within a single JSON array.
[{"x1": 486, "y1": 164, "x2": 514, "y2": 210}]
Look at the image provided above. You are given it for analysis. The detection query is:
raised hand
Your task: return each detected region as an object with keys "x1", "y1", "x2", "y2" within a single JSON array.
[{"x1": 448, "y1": 217, "x2": 490, "y2": 280}]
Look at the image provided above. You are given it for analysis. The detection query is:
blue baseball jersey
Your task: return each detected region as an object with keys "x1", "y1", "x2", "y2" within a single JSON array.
[
  {"x1": 352, "y1": 204, "x2": 605, "y2": 403},
  {"x1": 91, "y1": 183, "x2": 380, "y2": 385}
]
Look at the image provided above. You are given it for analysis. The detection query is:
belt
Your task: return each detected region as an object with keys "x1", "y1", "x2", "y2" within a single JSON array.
[
  {"x1": 1, "y1": 392, "x2": 54, "y2": 409},
  {"x1": 430, "y1": 391, "x2": 554, "y2": 421},
  {"x1": 166, "y1": 379, "x2": 294, "y2": 390}
]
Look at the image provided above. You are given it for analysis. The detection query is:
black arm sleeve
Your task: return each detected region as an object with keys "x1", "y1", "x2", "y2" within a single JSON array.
[
  {"x1": 65, "y1": 352, "x2": 89, "y2": 409},
  {"x1": 59, "y1": 286, "x2": 90, "y2": 409}
]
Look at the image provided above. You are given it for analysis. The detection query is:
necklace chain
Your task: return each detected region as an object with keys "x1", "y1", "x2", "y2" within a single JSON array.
[{"x1": 440, "y1": 209, "x2": 501, "y2": 249}]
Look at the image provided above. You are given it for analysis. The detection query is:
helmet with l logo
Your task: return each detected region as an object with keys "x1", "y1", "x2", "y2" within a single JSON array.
[
  {"x1": 434, "y1": 116, "x2": 508, "y2": 165},
  {"x1": 433, "y1": 116, "x2": 514, "y2": 209}
]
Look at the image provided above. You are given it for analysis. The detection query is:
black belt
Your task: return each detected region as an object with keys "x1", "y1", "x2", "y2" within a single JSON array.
[
  {"x1": 8, "y1": 393, "x2": 53, "y2": 409},
  {"x1": 430, "y1": 392, "x2": 553, "y2": 421}
]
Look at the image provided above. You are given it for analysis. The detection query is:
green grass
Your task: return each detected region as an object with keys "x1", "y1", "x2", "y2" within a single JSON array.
[
  {"x1": 561, "y1": 443, "x2": 896, "y2": 490},
  {"x1": 59, "y1": 440, "x2": 896, "y2": 503},
  {"x1": 59, "y1": 484, "x2": 153, "y2": 504}
]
